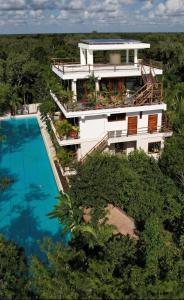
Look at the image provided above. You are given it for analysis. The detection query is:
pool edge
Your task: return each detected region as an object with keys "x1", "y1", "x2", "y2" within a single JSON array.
[{"x1": 36, "y1": 113, "x2": 63, "y2": 193}]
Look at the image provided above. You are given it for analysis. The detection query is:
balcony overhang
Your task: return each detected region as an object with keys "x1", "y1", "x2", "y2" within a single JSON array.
[
  {"x1": 50, "y1": 91, "x2": 167, "y2": 119},
  {"x1": 52, "y1": 64, "x2": 163, "y2": 81}
]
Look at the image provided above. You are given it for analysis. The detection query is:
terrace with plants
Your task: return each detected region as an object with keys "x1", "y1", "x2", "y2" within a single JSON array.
[
  {"x1": 53, "y1": 119, "x2": 79, "y2": 141},
  {"x1": 46, "y1": 115, "x2": 78, "y2": 172},
  {"x1": 50, "y1": 72, "x2": 163, "y2": 113}
]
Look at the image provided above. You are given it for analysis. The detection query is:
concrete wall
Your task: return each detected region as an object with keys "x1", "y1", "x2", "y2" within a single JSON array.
[
  {"x1": 79, "y1": 115, "x2": 107, "y2": 158},
  {"x1": 78, "y1": 108, "x2": 164, "y2": 158},
  {"x1": 79, "y1": 115, "x2": 106, "y2": 139}
]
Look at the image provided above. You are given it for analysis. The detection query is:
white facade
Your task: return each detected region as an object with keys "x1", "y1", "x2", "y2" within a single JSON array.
[
  {"x1": 50, "y1": 39, "x2": 172, "y2": 162},
  {"x1": 76, "y1": 108, "x2": 171, "y2": 159},
  {"x1": 51, "y1": 101, "x2": 171, "y2": 160}
]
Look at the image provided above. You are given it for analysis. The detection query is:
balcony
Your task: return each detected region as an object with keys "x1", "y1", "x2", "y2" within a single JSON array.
[
  {"x1": 49, "y1": 116, "x2": 81, "y2": 146},
  {"x1": 51, "y1": 58, "x2": 164, "y2": 116},
  {"x1": 108, "y1": 124, "x2": 172, "y2": 142},
  {"x1": 51, "y1": 81, "x2": 163, "y2": 115},
  {"x1": 52, "y1": 59, "x2": 163, "y2": 80}
]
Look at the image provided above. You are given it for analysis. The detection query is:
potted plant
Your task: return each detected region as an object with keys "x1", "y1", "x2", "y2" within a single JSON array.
[
  {"x1": 95, "y1": 102, "x2": 101, "y2": 109},
  {"x1": 95, "y1": 93, "x2": 102, "y2": 109},
  {"x1": 54, "y1": 119, "x2": 73, "y2": 139},
  {"x1": 99, "y1": 94, "x2": 109, "y2": 107},
  {"x1": 55, "y1": 88, "x2": 73, "y2": 106},
  {"x1": 68, "y1": 125, "x2": 79, "y2": 139},
  {"x1": 56, "y1": 148, "x2": 73, "y2": 168},
  {"x1": 87, "y1": 91, "x2": 98, "y2": 108},
  {"x1": 86, "y1": 74, "x2": 96, "y2": 94},
  {"x1": 86, "y1": 74, "x2": 98, "y2": 108}
]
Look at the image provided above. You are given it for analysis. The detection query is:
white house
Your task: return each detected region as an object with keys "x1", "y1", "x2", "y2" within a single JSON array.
[{"x1": 50, "y1": 39, "x2": 172, "y2": 162}]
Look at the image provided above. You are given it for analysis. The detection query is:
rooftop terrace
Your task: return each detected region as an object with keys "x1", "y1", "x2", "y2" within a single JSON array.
[{"x1": 52, "y1": 60, "x2": 163, "y2": 81}]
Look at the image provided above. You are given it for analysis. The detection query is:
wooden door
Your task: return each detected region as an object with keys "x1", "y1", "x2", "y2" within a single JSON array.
[
  {"x1": 108, "y1": 79, "x2": 113, "y2": 92},
  {"x1": 128, "y1": 116, "x2": 138, "y2": 135},
  {"x1": 118, "y1": 79, "x2": 124, "y2": 94},
  {"x1": 148, "y1": 114, "x2": 158, "y2": 133}
]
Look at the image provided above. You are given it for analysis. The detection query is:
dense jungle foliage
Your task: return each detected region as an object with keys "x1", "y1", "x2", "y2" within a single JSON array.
[{"x1": 1, "y1": 32, "x2": 184, "y2": 299}]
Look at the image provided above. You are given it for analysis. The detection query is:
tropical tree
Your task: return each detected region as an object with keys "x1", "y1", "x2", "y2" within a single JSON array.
[
  {"x1": 49, "y1": 193, "x2": 114, "y2": 248},
  {"x1": 0, "y1": 235, "x2": 29, "y2": 299},
  {"x1": 39, "y1": 98, "x2": 56, "y2": 121},
  {"x1": 9, "y1": 91, "x2": 22, "y2": 115},
  {"x1": 159, "y1": 134, "x2": 184, "y2": 191}
]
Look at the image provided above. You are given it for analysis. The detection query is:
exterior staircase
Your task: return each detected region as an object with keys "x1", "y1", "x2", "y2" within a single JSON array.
[
  {"x1": 81, "y1": 133, "x2": 108, "y2": 162},
  {"x1": 131, "y1": 62, "x2": 163, "y2": 106}
]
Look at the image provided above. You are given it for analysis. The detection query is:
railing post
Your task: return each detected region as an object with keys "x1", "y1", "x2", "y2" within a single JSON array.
[{"x1": 62, "y1": 65, "x2": 64, "y2": 74}]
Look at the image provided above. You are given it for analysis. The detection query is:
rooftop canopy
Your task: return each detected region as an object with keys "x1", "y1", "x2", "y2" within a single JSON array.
[{"x1": 79, "y1": 38, "x2": 150, "y2": 51}]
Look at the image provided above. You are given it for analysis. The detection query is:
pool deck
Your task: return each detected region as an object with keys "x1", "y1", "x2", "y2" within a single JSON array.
[
  {"x1": 0, "y1": 113, "x2": 64, "y2": 193},
  {"x1": 37, "y1": 113, "x2": 63, "y2": 192}
]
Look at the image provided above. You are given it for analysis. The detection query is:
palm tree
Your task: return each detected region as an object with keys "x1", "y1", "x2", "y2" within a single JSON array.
[
  {"x1": 48, "y1": 193, "x2": 81, "y2": 232},
  {"x1": 9, "y1": 92, "x2": 22, "y2": 115},
  {"x1": 48, "y1": 193, "x2": 115, "y2": 248}
]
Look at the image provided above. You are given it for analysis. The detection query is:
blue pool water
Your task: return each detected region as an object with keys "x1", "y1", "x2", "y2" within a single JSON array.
[{"x1": 0, "y1": 117, "x2": 68, "y2": 257}]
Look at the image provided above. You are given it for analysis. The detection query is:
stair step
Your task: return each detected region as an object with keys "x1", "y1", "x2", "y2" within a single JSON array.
[{"x1": 81, "y1": 134, "x2": 108, "y2": 162}]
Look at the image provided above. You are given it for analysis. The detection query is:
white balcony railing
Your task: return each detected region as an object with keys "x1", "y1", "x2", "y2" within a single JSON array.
[
  {"x1": 52, "y1": 59, "x2": 163, "y2": 76},
  {"x1": 108, "y1": 126, "x2": 172, "y2": 139},
  {"x1": 53, "y1": 62, "x2": 140, "y2": 75}
]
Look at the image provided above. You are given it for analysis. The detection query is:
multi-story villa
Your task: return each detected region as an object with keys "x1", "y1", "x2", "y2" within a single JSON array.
[{"x1": 50, "y1": 39, "x2": 172, "y2": 164}]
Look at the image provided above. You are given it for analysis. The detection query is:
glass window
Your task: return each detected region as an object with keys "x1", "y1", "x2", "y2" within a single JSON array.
[
  {"x1": 148, "y1": 142, "x2": 161, "y2": 153},
  {"x1": 108, "y1": 113, "x2": 126, "y2": 122}
]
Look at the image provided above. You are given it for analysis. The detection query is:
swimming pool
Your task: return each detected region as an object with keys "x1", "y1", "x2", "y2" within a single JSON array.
[{"x1": 0, "y1": 117, "x2": 68, "y2": 257}]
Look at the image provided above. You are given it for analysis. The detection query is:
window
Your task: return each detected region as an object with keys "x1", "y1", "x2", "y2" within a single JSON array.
[
  {"x1": 148, "y1": 142, "x2": 161, "y2": 154},
  {"x1": 115, "y1": 141, "x2": 137, "y2": 154},
  {"x1": 108, "y1": 113, "x2": 126, "y2": 122}
]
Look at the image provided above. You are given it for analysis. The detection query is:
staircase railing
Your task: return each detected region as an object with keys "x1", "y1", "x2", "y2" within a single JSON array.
[
  {"x1": 131, "y1": 60, "x2": 163, "y2": 106},
  {"x1": 130, "y1": 83, "x2": 151, "y2": 105},
  {"x1": 141, "y1": 63, "x2": 156, "y2": 84},
  {"x1": 81, "y1": 134, "x2": 108, "y2": 162}
]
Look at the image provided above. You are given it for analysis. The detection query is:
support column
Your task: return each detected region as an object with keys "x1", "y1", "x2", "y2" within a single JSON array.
[
  {"x1": 134, "y1": 49, "x2": 138, "y2": 64},
  {"x1": 87, "y1": 49, "x2": 94, "y2": 65},
  {"x1": 72, "y1": 79, "x2": 77, "y2": 101},
  {"x1": 95, "y1": 78, "x2": 100, "y2": 93},
  {"x1": 126, "y1": 49, "x2": 129, "y2": 64},
  {"x1": 80, "y1": 48, "x2": 86, "y2": 65}
]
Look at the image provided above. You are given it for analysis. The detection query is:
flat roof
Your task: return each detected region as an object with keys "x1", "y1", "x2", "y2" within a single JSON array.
[
  {"x1": 79, "y1": 39, "x2": 150, "y2": 50},
  {"x1": 80, "y1": 39, "x2": 141, "y2": 45}
]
